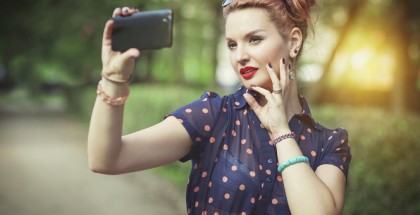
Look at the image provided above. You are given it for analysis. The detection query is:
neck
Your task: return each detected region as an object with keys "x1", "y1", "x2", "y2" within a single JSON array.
[{"x1": 285, "y1": 80, "x2": 303, "y2": 122}]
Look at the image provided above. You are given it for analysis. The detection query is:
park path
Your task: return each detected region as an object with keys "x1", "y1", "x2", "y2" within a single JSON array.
[{"x1": 0, "y1": 107, "x2": 185, "y2": 215}]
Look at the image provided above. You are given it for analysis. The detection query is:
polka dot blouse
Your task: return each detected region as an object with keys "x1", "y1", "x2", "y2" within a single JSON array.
[{"x1": 168, "y1": 86, "x2": 351, "y2": 215}]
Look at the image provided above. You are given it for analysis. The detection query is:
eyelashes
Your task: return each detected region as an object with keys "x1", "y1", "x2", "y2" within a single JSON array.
[{"x1": 227, "y1": 36, "x2": 263, "y2": 49}]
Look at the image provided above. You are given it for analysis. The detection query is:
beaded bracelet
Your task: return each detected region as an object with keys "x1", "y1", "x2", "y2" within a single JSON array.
[
  {"x1": 96, "y1": 80, "x2": 129, "y2": 106},
  {"x1": 273, "y1": 132, "x2": 295, "y2": 146},
  {"x1": 277, "y1": 156, "x2": 309, "y2": 174}
]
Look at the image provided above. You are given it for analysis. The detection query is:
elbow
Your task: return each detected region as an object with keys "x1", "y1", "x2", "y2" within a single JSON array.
[{"x1": 88, "y1": 159, "x2": 119, "y2": 175}]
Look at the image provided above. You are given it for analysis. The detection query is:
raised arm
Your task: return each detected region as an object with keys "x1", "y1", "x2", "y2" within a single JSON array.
[{"x1": 87, "y1": 7, "x2": 192, "y2": 175}]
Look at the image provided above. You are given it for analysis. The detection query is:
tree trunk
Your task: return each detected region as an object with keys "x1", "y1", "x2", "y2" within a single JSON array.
[{"x1": 310, "y1": 0, "x2": 365, "y2": 103}]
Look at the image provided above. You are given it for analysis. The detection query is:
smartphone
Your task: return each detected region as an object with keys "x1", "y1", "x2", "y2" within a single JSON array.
[{"x1": 111, "y1": 9, "x2": 173, "y2": 52}]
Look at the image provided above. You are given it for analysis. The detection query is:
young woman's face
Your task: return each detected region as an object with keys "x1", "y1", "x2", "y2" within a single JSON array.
[{"x1": 225, "y1": 8, "x2": 289, "y2": 90}]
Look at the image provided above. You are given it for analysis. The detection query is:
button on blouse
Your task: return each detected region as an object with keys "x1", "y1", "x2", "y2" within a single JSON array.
[{"x1": 167, "y1": 86, "x2": 351, "y2": 215}]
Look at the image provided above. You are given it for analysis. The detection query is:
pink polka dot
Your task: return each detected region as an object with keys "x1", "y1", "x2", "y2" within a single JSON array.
[
  {"x1": 244, "y1": 109, "x2": 248, "y2": 115},
  {"x1": 202, "y1": 108, "x2": 209, "y2": 114},
  {"x1": 246, "y1": 148, "x2": 253, "y2": 155},
  {"x1": 250, "y1": 197, "x2": 256, "y2": 203},
  {"x1": 204, "y1": 125, "x2": 211, "y2": 132},
  {"x1": 195, "y1": 201, "x2": 199, "y2": 207},
  {"x1": 194, "y1": 186, "x2": 199, "y2": 192},
  {"x1": 266, "y1": 169, "x2": 271, "y2": 175},
  {"x1": 269, "y1": 140, "x2": 273, "y2": 145},
  {"x1": 340, "y1": 165, "x2": 344, "y2": 170},
  {"x1": 223, "y1": 108, "x2": 227, "y2": 112},
  {"x1": 250, "y1": 171, "x2": 256, "y2": 177},
  {"x1": 341, "y1": 139, "x2": 345, "y2": 144},
  {"x1": 207, "y1": 92, "x2": 211, "y2": 96},
  {"x1": 261, "y1": 183, "x2": 264, "y2": 188},
  {"x1": 202, "y1": 98, "x2": 208, "y2": 102},
  {"x1": 235, "y1": 102, "x2": 240, "y2": 106},
  {"x1": 321, "y1": 148, "x2": 325, "y2": 152},
  {"x1": 222, "y1": 176, "x2": 228, "y2": 183},
  {"x1": 224, "y1": 193, "x2": 230, "y2": 199},
  {"x1": 300, "y1": 135, "x2": 306, "y2": 140},
  {"x1": 311, "y1": 150, "x2": 317, "y2": 157},
  {"x1": 209, "y1": 137, "x2": 216, "y2": 143},
  {"x1": 178, "y1": 119, "x2": 184, "y2": 124},
  {"x1": 202, "y1": 211, "x2": 207, "y2": 215},
  {"x1": 260, "y1": 123, "x2": 264, "y2": 128},
  {"x1": 208, "y1": 181, "x2": 212, "y2": 187},
  {"x1": 259, "y1": 165, "x2": 263, "y2": 170},
  {"x1": 272, "y1": 198, "x2": 278, "y2": 205},
  {"x1": 343, "y1": 156, "x2": 347, "y2": 162},
  {"x1": 202, "y1": 172, "x2": 207, "y2": 178},
  {"x1": 195, "y1": 137, "x2": 202, "y2": 142},
  {"x1": 232, "y1": 130, "x2": 237, "y2": 136},
  {"x1": 277, "y1": 175, "x2": 283, "y2": 182},
  {"x1": 336, "y1": 147, "x2": 341, "y2": 151},
  {"x1": 239, "y1": 184, "x2": 246, "y2": 190},
  {"x1": 194, "y1": 164, "x2": 198, "y2": 170},
  {"x1": 231, "y1": 165, "x2": 238, "y2": 171},
  {"x1": 223, "y1": 144, "x2": 229, "y2": 151},
  {"x1": 241, "y1": 212, "x2": 247, "y2": 215},
  {"x1": 307, "y1": 128, "x2": 312, "y2": 133},
  {"x1": 214, "y1": 213, "x2": 220, "y2": 215},
  {"x1": 185, "y1": 109, "x2": 192, "y2": 113},
  {"x1": 328, "y1": 136, "x2": 333, "y2": 140},
  {"x1": 241, "y1": 139, "x2": 247, "y2": 144},
  {"x1": 236, "y1": 120, "x2": 241, "y2": 125},
  {"x1": 208, "y1": 197, "x2": 214, "y2": 203}
]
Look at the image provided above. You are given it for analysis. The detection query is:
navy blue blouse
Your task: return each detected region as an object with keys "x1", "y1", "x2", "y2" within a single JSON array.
[{"x1": 168, "y1": 86, "x2": 351, "y2": 215}]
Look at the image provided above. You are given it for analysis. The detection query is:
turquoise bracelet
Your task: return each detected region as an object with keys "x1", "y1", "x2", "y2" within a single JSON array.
[{"x1": 277, "y1": 156, "x2": 309, "y2": 174}]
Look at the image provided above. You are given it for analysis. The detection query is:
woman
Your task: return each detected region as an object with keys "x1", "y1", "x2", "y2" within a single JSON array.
[{"x1": 88, "y1": 0, "x2": 351, "y2": 214}]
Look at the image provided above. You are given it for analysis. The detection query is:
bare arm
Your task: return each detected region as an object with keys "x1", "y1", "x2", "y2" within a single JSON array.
[
  {"x1": 244, "y1": 60, "x2": 346, "y2": 215},
  {"x1": 87, "y1": 7, "x2": 191, "y2": 175}
]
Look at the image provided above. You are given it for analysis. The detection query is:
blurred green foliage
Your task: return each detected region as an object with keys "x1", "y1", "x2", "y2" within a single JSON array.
[{"x1": 70, "y1": 84, "x2": 420, "y2": 215}]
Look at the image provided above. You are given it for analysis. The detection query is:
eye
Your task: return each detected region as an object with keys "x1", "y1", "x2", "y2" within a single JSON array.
[
  {"x1": 249, "y1": 36, "x2": 262, "y2": 44},
  {"x1": 227, "y1": 41, "x2": 237, "y2": 49}
]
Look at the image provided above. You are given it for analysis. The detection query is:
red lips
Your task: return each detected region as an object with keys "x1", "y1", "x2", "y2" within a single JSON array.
[{"x1": 240, "y1": 66, "x2": 258, "y2": 80}]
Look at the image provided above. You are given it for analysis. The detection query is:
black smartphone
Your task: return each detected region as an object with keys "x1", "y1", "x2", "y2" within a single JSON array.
[{"x1": 111, "y1": 9, "x2": 174, "y2": 52}]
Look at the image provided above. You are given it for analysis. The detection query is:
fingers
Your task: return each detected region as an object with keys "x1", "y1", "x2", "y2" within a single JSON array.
[
  {"x1": 266, "y1": 63, "x2": 281, "y2": 93},
  {"x1": 279, "y1": 58, "x2": 288, "y2": 90},
  {"x1": 102, "y1": 19, "x2": 114, "y2": 47},
  {"x1": 243, "y1": 93, "x2": 260, "y2": 111},
  {"x1": 113, "y1": 7, "x2": 139, "y2": 17},
  {"x1": 122, "y1": 48, "x2": 141, "y2": 59},
  {"x1": 251, "y1": 86, "x2": 275, "y2": 104}
]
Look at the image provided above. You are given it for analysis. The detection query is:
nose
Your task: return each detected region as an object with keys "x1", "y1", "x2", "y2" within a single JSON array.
[{"x1": 235, "y1": 46, "x2": 250, "y2": 65}]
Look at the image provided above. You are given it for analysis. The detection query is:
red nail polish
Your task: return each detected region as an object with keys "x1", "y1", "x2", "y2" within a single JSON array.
[
  {"x1": 268, "y1": 63, "x2": 272, "y2": 68},
  {"x1": 282, "y1": 58, "x2": 285, "y2": 64}
]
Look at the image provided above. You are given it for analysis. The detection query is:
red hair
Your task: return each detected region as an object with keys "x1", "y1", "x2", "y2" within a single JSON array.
[{"x1": 223, "y1": 0, "x2": 317, "y2": 42}]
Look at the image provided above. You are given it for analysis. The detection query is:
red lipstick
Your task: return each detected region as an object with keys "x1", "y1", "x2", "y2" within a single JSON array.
[{"x1": 240, "y1": 66, "x2": 258, "y2": 80}]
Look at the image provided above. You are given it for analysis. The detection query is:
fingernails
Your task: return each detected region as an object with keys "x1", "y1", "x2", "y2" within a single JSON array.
[
  {"x1": 268, "y1": 63, "x2": 272, "y2": 68},
  {"x1": 288, "y1": 64, "x2": 291, "y2": 70},
  {"x1": 282, "y1": 58, "x2": 286, "y2": 64}
]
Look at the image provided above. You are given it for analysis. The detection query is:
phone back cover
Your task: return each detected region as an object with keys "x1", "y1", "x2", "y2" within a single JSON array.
[{"x1": 112, "y1": 9, "x2": 173, "y2": 51}]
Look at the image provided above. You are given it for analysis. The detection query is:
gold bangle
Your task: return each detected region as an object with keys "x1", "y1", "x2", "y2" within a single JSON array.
[
  {"x1": 101, "y1": 72, "x2": 132, "y2": 84},
  {"x1": 96, "y1": 80, "x2": 129, "y2": 106}
]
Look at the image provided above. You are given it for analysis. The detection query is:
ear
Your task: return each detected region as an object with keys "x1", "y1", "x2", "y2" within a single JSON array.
[{"x1": 288, "y1": 27, "x2": 303, "y2": 59}]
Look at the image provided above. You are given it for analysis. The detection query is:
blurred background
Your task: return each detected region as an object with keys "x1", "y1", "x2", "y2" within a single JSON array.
[{"x1": 0, "y1": 0, "x2": 419, "y2": 214}]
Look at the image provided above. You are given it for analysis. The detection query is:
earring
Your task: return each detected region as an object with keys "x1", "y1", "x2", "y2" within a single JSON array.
[{"x1": 289, "y1": 64, "x2": 296, "y2": 80}]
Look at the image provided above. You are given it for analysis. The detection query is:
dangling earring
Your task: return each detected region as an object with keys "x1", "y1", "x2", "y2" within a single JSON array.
[{"x1": 289, "y1": 64, "x2": 295, "y2": 80}]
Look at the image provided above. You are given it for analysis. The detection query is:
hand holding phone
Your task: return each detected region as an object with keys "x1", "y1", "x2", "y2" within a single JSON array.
[{"x1": 111, "y1": 9, "x2": 174, "y2": 52}]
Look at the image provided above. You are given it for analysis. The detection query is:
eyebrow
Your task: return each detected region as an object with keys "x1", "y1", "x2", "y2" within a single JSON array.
[{"x1": 226, "y1": 29, "x2": 267, "y2": 41}]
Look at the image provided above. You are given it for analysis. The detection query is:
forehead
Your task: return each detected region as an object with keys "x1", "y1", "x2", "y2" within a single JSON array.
[{"x1": 225, "y1": 8, "x2": 274, "y2": 37}]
